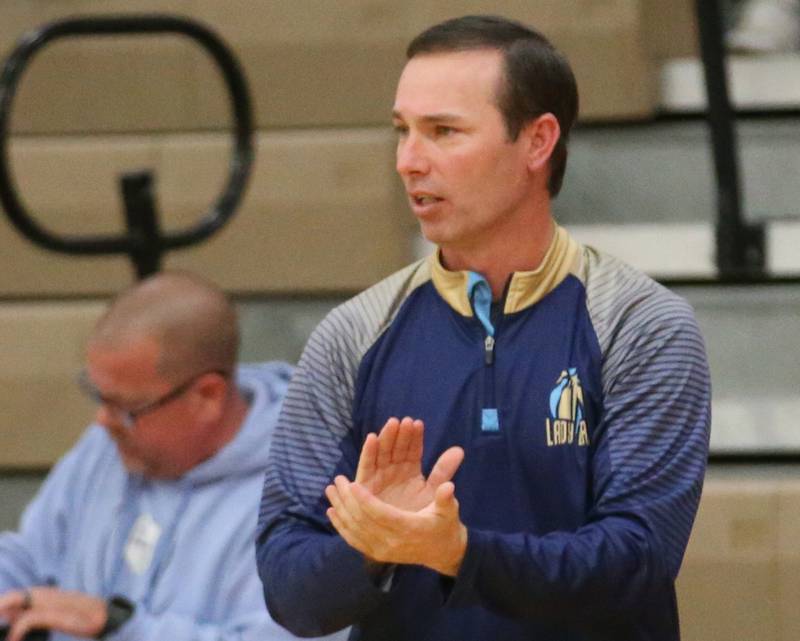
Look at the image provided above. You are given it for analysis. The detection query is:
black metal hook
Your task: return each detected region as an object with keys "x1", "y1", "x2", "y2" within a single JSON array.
[{"x1": 0, "y1": 14, "x2": 254, "y2": 279}]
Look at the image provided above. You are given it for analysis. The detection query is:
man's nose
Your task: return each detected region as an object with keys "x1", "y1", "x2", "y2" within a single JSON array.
[{"x1": 396, "y1": 133, "x2": 430, "y2": 176}]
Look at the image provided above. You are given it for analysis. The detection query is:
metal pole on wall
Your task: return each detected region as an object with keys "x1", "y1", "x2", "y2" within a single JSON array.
[{"x1": 694, "y1": 0, "x2": 766, "y2": 280}]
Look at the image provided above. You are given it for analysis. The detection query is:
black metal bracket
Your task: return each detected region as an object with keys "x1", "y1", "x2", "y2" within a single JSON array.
[
  {"x1": 695, "y1": 0, "x2": 767, "y2": 280},
  {"x1": 0, "y1": 14, "x2": 254, "y2": 279}
]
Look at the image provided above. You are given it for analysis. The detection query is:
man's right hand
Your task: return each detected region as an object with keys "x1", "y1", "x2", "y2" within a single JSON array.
[{"x1": 353, "y1": 416, "x2": 464, "y2": 512}]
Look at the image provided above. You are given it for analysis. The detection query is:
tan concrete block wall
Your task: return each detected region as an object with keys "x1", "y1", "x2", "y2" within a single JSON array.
[
  {"x1": 678, "y1": 477, "x2": 800, "y2": 641},
  {"x1": 1, "y1": 129, "x2": 410, "y2": 294},
  {"x1": 0, "y1": 301, "x2": 103, "y2": 468},
  {"x1": 0, "y1": 0, "x2": 699, "y2": 298},
  {"x1": 0, "y1": 0, "x2": 694, "y2": 135},
  {"x1": 0, "y1": 0, "x2": 700, "y2": 298}
]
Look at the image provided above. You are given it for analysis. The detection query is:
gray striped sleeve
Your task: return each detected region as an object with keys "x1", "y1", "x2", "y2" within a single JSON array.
[
  {"x1": 581, "y1": 246, "x2": 711, "y2": 577},
  {"x1": 258, "y1": 260, "x2": 428, "y2": 531}
]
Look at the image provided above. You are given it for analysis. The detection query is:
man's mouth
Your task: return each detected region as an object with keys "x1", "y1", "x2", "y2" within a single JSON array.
[{"x1": 410, "y1": 193, "x2": 444, "y2": 206}]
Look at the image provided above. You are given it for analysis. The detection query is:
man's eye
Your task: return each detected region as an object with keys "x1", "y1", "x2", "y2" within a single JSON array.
[
  {"x1": 393, "y1": 124, "x2": 408, "y2": 136},
  {"x1": 435, "y1": 125, "x2": 455, "y2": 136}
]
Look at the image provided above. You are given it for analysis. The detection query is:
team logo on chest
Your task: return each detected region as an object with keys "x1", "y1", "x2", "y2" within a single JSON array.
[{"x1": 545, "y1": 368, "x2": 590, "y2": 447}]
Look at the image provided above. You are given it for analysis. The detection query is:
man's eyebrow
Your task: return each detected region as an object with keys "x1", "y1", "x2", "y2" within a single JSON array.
[
  {"x1": 391, "y1": 110, "x2": 463, "y2": 123},
  {"x1": 98, "y1": 389, "x2": 142, "y2": 407},
  {"x1": 86, "y1": 379, "x2": 146, "y2": 407}
]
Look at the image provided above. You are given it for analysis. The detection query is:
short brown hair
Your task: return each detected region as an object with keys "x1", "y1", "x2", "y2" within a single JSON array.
[{"x1": 407, "y1": 15, "x2": 579, "y2": 197}]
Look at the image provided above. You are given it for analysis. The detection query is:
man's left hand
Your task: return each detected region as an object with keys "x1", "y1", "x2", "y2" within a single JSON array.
[
  {"x1": 0, "y1": 587, "x2": 107, "y2": 641},
  {"x1": 326, "y1": 474, "x2": 468, "y2": 576}
]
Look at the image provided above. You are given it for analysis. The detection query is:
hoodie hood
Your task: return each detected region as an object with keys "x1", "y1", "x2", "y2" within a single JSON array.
[{"x1": 182, "y1": 362, "x2": 293, "y2": 486}]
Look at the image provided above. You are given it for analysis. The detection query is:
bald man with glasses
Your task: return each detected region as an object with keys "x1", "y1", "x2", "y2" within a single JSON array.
[{"x1": 0, "y1": 272, "x2": 345, "y2": 641}]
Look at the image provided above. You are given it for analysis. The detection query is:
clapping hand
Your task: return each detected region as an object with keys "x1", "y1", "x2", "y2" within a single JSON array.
[{"x1": 325, "y1": 417, "x2": 467, "y2": 576}]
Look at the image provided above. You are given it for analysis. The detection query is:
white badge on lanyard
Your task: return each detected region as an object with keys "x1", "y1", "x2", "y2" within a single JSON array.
[{"x1": 124, "y1": 513, "x2": 162, "y2": 575}]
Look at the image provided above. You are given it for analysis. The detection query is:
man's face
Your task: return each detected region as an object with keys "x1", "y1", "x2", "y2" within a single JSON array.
[
  {"x1": 84, "y1": 336, "x2": 198, "y2": 479},
  {"x1": 392, "y1": 48, "x2": 533, "y2": 254}
]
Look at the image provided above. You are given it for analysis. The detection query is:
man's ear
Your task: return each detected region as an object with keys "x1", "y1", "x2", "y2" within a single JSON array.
[
  {"x1": 522, "y1": 113, "x2": 561, "y2": 174},
  {"x1": 193, "y1": 372, "x2": 228, "y2": 421}
]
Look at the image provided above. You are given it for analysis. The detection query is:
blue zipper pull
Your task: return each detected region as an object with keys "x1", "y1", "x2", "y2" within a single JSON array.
[{"x1": 484, "y1": 335, "x2": 495, "y2": 365}]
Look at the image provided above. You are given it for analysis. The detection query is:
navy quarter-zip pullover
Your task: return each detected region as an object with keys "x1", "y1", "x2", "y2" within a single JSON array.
[{"x1": 257, "y1": 226, "x2": 711, "y2": 641}]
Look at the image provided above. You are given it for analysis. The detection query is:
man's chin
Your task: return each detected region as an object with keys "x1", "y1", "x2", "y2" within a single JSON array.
[{"x1": 418, "y1": 220, "x2": 451, "y2": 247}]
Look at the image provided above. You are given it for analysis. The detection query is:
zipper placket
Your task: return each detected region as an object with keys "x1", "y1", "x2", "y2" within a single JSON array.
[
  {"x1": 484, "y1": 329, "x2": 498, "y2": 410},
  {"x1": 467, "y1": 271, "x2": 504, "y2": 434},
  {"x1": 484, "y1": 335, "x2": 495, "y2": 365}
]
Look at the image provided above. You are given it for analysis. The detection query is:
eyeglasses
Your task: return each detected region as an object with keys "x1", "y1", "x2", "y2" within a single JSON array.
[{"x1": 77, "y1": 369, "x2": 228, "y2": 429}]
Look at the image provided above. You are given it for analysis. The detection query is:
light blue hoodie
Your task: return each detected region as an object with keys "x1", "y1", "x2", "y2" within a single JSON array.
[{"x1": 0, "y1": 362, "x2": 348, "y2": 641}]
